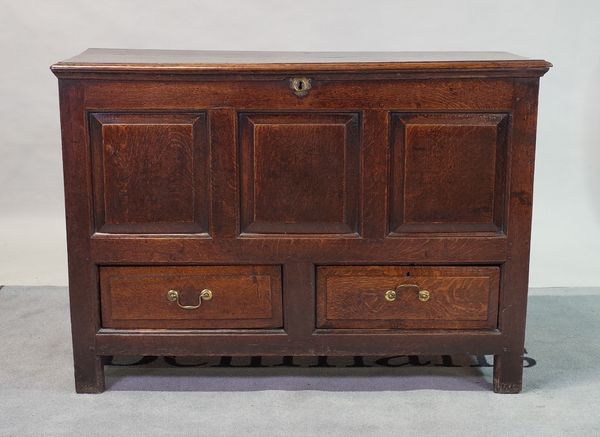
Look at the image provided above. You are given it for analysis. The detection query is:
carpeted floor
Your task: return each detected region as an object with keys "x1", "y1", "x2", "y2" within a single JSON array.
[{"x1": 0, "y1": 286, "x2": 599, "y2": 436}]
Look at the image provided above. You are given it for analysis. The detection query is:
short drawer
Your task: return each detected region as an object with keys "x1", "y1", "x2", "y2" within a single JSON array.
[
  {"x1": 100, "y1": 266, "x2": 282, "y2": 329},
  {"x1": 316, "y1": 266, "x2": 499, "y2": 329}
]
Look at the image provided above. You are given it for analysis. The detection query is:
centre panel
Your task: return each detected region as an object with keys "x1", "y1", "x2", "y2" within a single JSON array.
[{"x1": 239, "y1": 112, "x2": 361, "y2": 235}]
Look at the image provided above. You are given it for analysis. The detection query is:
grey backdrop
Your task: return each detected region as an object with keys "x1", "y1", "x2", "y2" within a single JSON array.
[{"x1": 1, "y1": 0, "x2": 598, "y2": 286}]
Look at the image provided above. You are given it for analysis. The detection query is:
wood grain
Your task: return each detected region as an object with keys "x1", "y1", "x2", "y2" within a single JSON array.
[
  {"x1": 239, "y1": 113, "x2": 360, "y2": 234},
  {"x1": 89, "y1": 235, "x2": 509, "y2": 264},
  {"x1": 52, "y1": 50, "x2": 550, "y2": 393},
  {"x1": 51, "y1": 49, "x2": 551, "y2": 76},
  {"x1": 90, "y1": 113, "x2": 208, "y2": 233},
  {"x1": 317, "y1": 266, "x2": 499, "y2": 329},
  {"x1": 389, "y1": 113, "x2": 508, "y2": 234},
  {"x1": 58, "y1": 79, "x2": 105, "y2": 393},
  {"x1": 100, "y1": 266, "x2": 282, "y2": 329},
  {"x1": 96, "y1": 329, "x2": 505, "y2": 357},
  {"x1": 493, "y1": 78, "x2": 542, "y2": 394},
  {"x1": 81, "y1": 79, "x2": 517, "y2": 110}
]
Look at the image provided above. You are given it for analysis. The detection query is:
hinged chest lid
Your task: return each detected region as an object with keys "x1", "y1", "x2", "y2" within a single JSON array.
[{"x1": 51, "y1": 48, "x2": 551, "y2": 76}]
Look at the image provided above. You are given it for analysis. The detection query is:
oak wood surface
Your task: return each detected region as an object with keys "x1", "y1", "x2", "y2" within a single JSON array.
[
  {"x1": 89, "y1": 235, "x2": 509, "y2": 264},
  {"x1": 82, "y1": 78, "x2": 516, "y2": 108},
  {"x1": 58, "y1": 80, "x2": 105, "y2": 393},
  {"x1": 317, "y1": 266, "x2": 499, "y2": 329},
  {"x1": 100, "y1": 266, "x2": 282, "y2": 329},
  {"x1": 239, "y1": 112, "x2": 360, "y2": 234},
  {"x1": 493, "y1": 78, "x2": 542, "y2": 393},
  {"x1": 51, "y1": 49, "x2": 551, "y2": 75},
  {"x1": 95, "y1": 329, "x2": 504, "y2": 357},
  {"x1": 389, "y1": 113, "x2": 508, "y2": 234},
  {"x1": 52, "y1": 50, "x2": 550, "y2": 393},
  {"x1": 89, "y1": 112, "x2": 209, "y2": 233}
]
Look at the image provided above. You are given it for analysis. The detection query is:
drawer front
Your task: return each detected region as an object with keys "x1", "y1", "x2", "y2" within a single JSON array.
[
  {"x1": 100, "y1": 266, "x2": 282, "y2": 329},
  {"x1": 317, "y1": 266, "x2": 499, "y2": 329}
]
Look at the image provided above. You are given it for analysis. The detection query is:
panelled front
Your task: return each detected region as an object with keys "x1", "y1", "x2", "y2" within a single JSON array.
[
  {"x1": 84, "y1": 78, "x2": 514, "y2": 242},
  {"x1": 84, "y1": 78, "x2": 513, "y2": 336}
]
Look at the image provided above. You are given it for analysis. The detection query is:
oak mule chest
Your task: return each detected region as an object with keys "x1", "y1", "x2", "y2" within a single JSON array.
[{"x1": 51, "y1": 49, "x2": 551, "y2": 393}]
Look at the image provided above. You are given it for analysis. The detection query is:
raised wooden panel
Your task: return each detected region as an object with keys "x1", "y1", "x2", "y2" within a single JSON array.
[
  {"x1": 90, "y1": 113, "x2": 208, "y2": 233},
  {"x1": 317, "y1": 266, "x2": 499, "y2": 329},
  {"x1": 389, "y1": 113, "x2": 508, "y2": 234},
  {"x1": 239, "y1": 113, "x2": 360, "y2": 234},
  {"x1": 100, "y1": 265, "x2": 283, "y2": 329}
]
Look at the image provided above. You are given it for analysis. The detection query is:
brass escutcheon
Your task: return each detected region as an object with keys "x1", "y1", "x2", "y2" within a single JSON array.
[
  {"x1": 290, "y1": 77, "x2": 312, "y2": 97},
  {"x1": 167, "y1": 288, "x2": 213, "y2": 310}
]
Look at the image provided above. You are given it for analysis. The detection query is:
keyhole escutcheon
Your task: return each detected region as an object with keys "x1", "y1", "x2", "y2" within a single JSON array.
[{"x1": 290, "y1": 77, "x2": 312, "y2": 97}]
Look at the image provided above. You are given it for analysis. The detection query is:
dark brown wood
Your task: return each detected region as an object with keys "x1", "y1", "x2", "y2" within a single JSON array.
[
  {"x1": 58, "y1": 79, "x2": 105, "y2": 393},
  {"x1": 361, "y1": 110, "x2": 389, "y2": 239},
  {"x1": 493, "y1": 78, "x2": 542, "y2": 394},
  {"x1": 95, "y1": 329, "x2": 504, "y2": 356},
  {"x1": 90, "y1": 112, "x2": 209, "y2": 233},
  {"x1": 389, "y1": 113, "x2": 508, "y2": 234},
  {"x1": 209, "y1": 108, "x2": 237, "y2": 238},
  {"x1": 79, "y1": 78, "x2": 518, "y2": 110},
  {"x1": 239, "y1": 112, "x2": 360, "y2": 234},
  {"x1": 100, "y1": 266, "x2": 282, "y2": 329},
  {"x1": 51, "y1": 49, "x2": 551, "y2": 76},
  {"x1": 51, "y1": 50, "x2": 550, "y2": 393},
  {"x1": 89, "y1": 235, "x2": 509, "y2": 264},
  {"x1": 316, "y1": 266, "x2": 499, "y2": 330},
  {"x1": 282, "y1": 262, "x2": 315, "y2": 338}
]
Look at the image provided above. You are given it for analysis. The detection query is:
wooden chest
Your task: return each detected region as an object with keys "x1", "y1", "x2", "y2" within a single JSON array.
[{"x1": 51, "y1": 49, "x2": 550, "y2": 393}]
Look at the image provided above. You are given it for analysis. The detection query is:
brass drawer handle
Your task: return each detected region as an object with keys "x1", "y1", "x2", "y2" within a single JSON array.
[
  {"x1": 384, "y1": 284, "x2": 431, "y2": 303},
  {"x1": 396, "y1": 284, "x2": 420, "y2": 292},
  {"x1": 290, "y1": 77, "x2": 311, "y2": 97},
  {"x1": 167, "y1": 289, "x2": 213, "y2": 310}
]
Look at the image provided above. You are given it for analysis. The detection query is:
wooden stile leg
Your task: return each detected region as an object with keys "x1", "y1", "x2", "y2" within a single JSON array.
[
  {"x1": 493, "y1": 353, "x2": 523, "y2": 394},
  {"x1": 73, "y1": 354, "x2": 105, "y2": 394}
]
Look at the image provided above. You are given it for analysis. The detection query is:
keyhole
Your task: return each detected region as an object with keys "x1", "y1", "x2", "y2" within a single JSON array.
[{"x1": 290, "y1": 77, "x2": 311, "y2": 96}]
